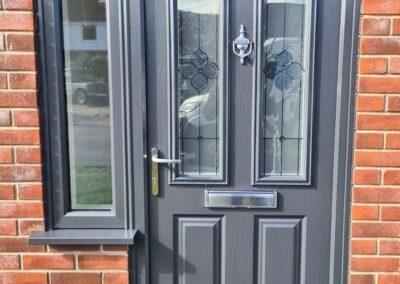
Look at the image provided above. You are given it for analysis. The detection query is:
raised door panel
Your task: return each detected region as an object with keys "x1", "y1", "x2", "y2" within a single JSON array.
[
  {"x1": 175, "y1": 217, "x2": 225, "y2": 284},
  {"x1": 256, "y1": 218, "x2": 303, "y2": 284}
]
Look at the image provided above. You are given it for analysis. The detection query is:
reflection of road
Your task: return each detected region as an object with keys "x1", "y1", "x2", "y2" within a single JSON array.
[{"x1": 69, "y1": 105, "x2": 111, "y2": 167}]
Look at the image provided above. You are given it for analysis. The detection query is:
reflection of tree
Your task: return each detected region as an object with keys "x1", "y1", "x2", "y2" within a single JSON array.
[{"x1": 70, "y1": 52, "x2": 108, "y2": 82}]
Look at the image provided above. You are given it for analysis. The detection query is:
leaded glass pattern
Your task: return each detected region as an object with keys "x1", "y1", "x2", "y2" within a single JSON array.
[
  {"x1": 176, "y1": 0, "x2": 223, "y2": 178},
  {"x1": 259, "y1": 0, "x2": 308, "y2": 178}
]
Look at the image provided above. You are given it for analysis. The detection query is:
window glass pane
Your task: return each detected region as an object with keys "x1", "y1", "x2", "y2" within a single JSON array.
[
  {"x1": 260, "y1": 0, "x2": 309, "y2": 177},
  {"x1": 62, "y1": 0, "x2": 112, "y2": 210},
  {"x1": 176, "y1": 0, "x2": 223, "y2": 178}
]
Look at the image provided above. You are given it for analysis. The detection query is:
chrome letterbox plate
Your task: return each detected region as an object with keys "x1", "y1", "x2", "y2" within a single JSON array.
[{"x1": 205, "y1": 190, "x2": 277, "y2": 209}]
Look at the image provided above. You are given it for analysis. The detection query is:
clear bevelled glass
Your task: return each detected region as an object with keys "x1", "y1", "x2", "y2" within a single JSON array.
[{"x1": 62, "y1": 0, "x2": 113, "y2": 209}]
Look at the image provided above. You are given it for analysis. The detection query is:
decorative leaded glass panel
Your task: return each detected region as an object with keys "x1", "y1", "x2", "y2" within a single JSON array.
[
  {"x1": 258, "y1": 0, "x2": 311, "y2": 180},
  {"x1": 174, "y1": 0, "x2": 225, "y2": 180}
]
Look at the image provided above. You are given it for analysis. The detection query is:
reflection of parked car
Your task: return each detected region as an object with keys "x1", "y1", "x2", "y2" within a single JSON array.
[
  {"x1": 179, "y1": 92, "x2": 217, "y2": 135},
  {"x1": 65, "y1": 70, "x2": 109, "y2": 105}
]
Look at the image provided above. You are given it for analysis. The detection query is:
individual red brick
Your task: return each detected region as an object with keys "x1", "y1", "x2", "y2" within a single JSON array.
[
  {"x1": 78, "y1": 255, "x2": 128, "y2": 270},
  {"x1": 383, "y1": 170, "x2": 400, "y2": 185},
  {"x1": 0, "y1": 184, "x2": 14, "y2": 199},
  {"x1": 0, "y1": 202, "x2": 43, "y2": 217},
  {"x1": 0, "y1": 33, "x2": 4, "y2": 51},
  {"x1": 0, "y1": 147, "x2": 13, "y2": 163},
  {"x1": 4, "y1": 0, "x2": 34, "y2": 11},
  {"x1": 353, "y1": 169, "x2": 380, "y2": 185},
  {"x1": 0, "y1": 255, "x2": 19, "y2": 269},
  {"x1": 0, "y1": 166, "x2": 42, "y2": 182},
  {"x1": 360, "y1": 38, "x2": 400, "y2": 55},
  {"x1": 358, "y1": 57, "x2": 387, "y2": 74},
  {"x1": 9, "y1": 73, "x2": 37, "y2": 89},
  {"x1": 356, "y1": 95, "x2": 385, "y2": 111},
  {"x1": 378, "y1": 275, "x2": 400, "y2": 284},
  {"x1": 0, "y1": 273, "x2": 47, "y2": 284},
  {"x1": 386, "y1": 133, "x2": 400, "y2": 149},
  {"x1": 0, "y1": 92, "x2": 37, "y2": 107},
  {"x1": 19, "y1": 220, "x2": 44, "y2": 235},
  {"x1": 13, "y1": 110, "x2": 39, "y2": 126},
  {"x1": 17, "y1": 184, "x2": 43, "y2": 200},
  {"x1": 0, "y1": 54, "x2": 36, "y2": 71},
  {"x1": 352, "y1": 223, "x2": 400, "y2": 238},
  {"x1": 355, "y1": 151, "x2": 400, "y2": 167},
  {"x1": 0, "y1": 13, "x2": 34, "y2": 31},
  {"x1": 0, "y1": 237, "x2": 45, "y2": 252},
  {"x1": 361, "y1": 18, "x2": 390, "y2": 35},
  {"x1": 380, "y1": 240, "x2": 400, "y2": 255},
  {"x1": 0, "y1": 219, "x2": 17, "y2": 236},
  {"x1": 0, "y1": 129, "x2": 40, "y2": 145},
  {"x1": 355, "y1": 133, "x2": 383, "y2": 149},
  {"x1": 351, "y1": 240, "x2": 377, "y2": 255},
  {"x1": 0, "y1": 73, "x2": 6, "y2": 88},
  {"x1": 349, "y1": 274, "x2": 374, "y2": 284},
  {"x1": 387, "y1": 96, "x2": 400, "y2": 112},
  {"x1": 0, "y1": 110, "x2": 11, "y2": 126},
  {"x1": 49, "y1": 245, "x2": 100, "y2": 252},
  {"x1": 104, "y1": 272, "x2": 129, "y2": 284},
  {"x1": 7, "y1": 34, "x2": 35, "y2": 51},
  {"x1": 15, "y1": 147, "x2": 41, "y2": 164},
  {"x1": 23, "y1": 255, "x2": 74, "y2": 270},
  {"x1": 357, "y1": 114, "x2": 400, "y2": 130},
  {"x1": 381, "y1": 206, "x2": 400, "y2": 221},
  {"x1": 359, "y1": 76, "x2": 400, "y2": 93},
  {"x1": 362, "y1": 0, "x2": 400, "y2": 14},
  {"x1": 353, "y1": 188, "x2": 400, "y2": 203},
  {"x1": 352, "y1": 205, "x2": 379, "y2": 220},
  {"x1": 351, "y1": 257, "x2": 398, "y2": 272},
  {"x1": 389, "y1": 58, "x2": 400, "y2": 74},
  {"x1": 103, "y1": 245, "x2": 129, "y2": 251},
  {"x1": 50, "y1": 273, "x2": 101, "y2": 284},
  {"x1": 394, "y1": 18, "x2": 400, "y2": 35}
]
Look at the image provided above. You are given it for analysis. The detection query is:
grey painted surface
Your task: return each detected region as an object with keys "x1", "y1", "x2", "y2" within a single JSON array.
[
  {"x1": 29, "y1": 229, "x2": 136, "y2": 245},
  {"x1": 145, "y1": 0, "x2": 356, "y2": 283},
  {"x1": 176, "y1": 217, "x2": 223, "y2": 284},
  {"x1": 256, "y1": 218, "x2": 302, "y2": 284}
]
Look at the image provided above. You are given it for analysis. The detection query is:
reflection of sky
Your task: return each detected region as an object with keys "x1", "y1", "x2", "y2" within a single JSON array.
[{"x1": 178, "y1": 0, "x2": 220, "y2": 14}]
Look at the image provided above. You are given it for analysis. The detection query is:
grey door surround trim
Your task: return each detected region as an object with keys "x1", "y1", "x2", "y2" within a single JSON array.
[{"x1": 328, "y1": 0, "x2": 361, "y2": 283}]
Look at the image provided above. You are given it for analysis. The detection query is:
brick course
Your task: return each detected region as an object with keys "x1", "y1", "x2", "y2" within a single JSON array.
[
  {"x1": 350, "y1": 1, "x2": 400, "y2": 282},
  {"x1": 0, "y1": 1, "x2": 129, "y2": 283}
]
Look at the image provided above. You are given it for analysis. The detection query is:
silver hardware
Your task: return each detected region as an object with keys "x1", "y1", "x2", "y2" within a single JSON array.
[
  {"x1": 205, "y1": 190, "x2": 277, "y2": 208},
  {"x1": 232, "y1": 24, "x2": 253, "y2": 64},
  {"x1": 151, "y1": 148, "x2": 181, "y2": 164},
  {"x1": 151, "y1": 148, "x2": 181, "y2": 196}
]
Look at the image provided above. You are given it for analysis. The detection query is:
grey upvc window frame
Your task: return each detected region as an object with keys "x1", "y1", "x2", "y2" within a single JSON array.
[{"x1": 31, "y1": 0, "x2": 148, "y2": 244}]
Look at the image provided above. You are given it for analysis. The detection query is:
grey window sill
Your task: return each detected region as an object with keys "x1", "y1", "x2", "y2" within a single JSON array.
[{"x1": 29, "y1": 229, "x2": 137, "y2": 245}]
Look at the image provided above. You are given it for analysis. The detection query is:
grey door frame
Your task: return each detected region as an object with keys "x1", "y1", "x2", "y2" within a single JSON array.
[{"x1": 132, "y1": 0, "x2": 361, "y2": 283}]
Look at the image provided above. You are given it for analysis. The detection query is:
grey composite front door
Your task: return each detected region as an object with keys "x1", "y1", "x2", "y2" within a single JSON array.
[{"x1": 145, "y1": 0, "x2": 346, "y2": 283}]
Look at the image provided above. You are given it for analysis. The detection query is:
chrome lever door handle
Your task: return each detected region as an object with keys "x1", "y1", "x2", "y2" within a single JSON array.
[
  {"x1": 151, "y1": 148, "x2": 181, "y2": 164},
  {"x1": 151, "y1": 157, "x2": 181, "y2": 164},
  {"x1": 151, "y1": 148, "x2": 181, "y2": 197}
]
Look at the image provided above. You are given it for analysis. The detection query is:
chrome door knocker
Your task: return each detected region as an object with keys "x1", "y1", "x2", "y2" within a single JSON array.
[{"x1": 232, "y1": 24, "x2": 253, "y2": 64}]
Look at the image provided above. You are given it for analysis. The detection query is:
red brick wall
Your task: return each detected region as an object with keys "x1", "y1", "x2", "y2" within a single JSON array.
[
  {"x1": 350, "y1": 1, "x2": 400, "y2": 283},
  {"x1": 0, "y1": 1, "x2": 129, "y2": 283}
]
